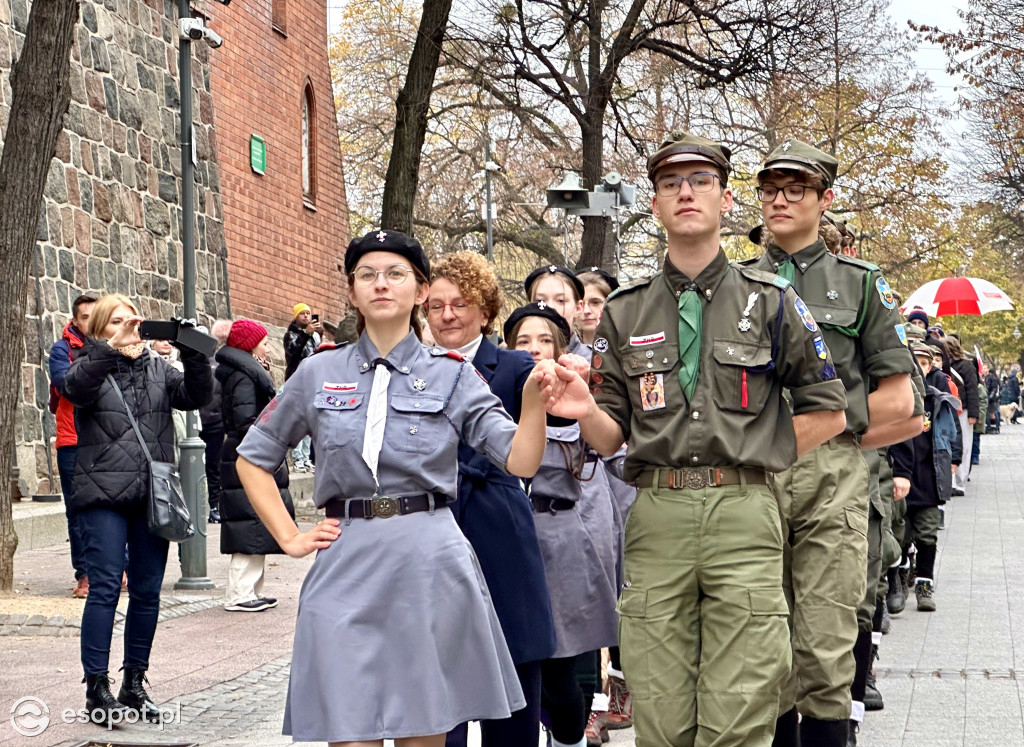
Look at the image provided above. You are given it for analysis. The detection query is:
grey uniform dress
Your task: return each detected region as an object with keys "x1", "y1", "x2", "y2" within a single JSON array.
[
  {"x1": 532, "y1": 422, "x2": 620, "y2": 658},
  {"x1": 237, "y1": 331, "x2": 525, "y2": 742}
]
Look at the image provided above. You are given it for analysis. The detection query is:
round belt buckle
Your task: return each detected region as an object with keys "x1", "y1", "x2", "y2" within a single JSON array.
[
  {"x1": 684, "y1": 469, "x2": 708, "y2": 490},
  {"x1": 371, "y1": 496, "x2": 398, "y2": 518}
]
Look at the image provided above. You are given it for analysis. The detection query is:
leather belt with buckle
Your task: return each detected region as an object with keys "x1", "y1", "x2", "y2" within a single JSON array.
[
  {"x1": 324, "y1": 492, "x2": 449, "y2": 520},
  {"x1": 635, "y1": 466, "x2": 768, "y2": 490}
]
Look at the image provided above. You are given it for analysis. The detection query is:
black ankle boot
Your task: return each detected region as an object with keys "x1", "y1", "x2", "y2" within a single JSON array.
[
  {"x1": 118, "y1": 667, "x2": 161, "y2": 722},
  {"x1": 772, "y1": 707, "x2": 800, "y2": 746},
  {"x1": 84, "y1": 673, "x2": 127, "y2": 725},
  {"x1": 800, "y1": 715, "x2": 849, "y2": 746}
]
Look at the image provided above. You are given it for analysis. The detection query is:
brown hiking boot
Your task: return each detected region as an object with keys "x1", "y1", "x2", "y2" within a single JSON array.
[
  {"x1": 72, "y1": 575, "x2": 89, "y2": 598},
  {"x1": 915, "y1": 580, "x2": 936, "y2": 612},
  {"x1": 605, "y1": 673, "x2": 633, "y2": 729},
  {"x1": 584, "y1": 710, "x2": 609, "y2": 745}
]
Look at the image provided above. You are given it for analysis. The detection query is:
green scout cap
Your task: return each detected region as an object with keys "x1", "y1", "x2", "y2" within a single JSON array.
[
  {"x1": 647, "y1": 132, "x2": 732, "y2": 181},
  {"x1": 903, "y1": 322, "x2": 926, "y2": 341},
  {"x1": 758, "y1": 139, "x2": 839, "y2": 188},
  {"x1": 910, "y1": 340, "x2": 933, "y2": 358}
]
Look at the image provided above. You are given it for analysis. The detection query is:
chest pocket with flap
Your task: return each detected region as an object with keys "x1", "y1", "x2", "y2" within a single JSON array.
[
  {"x1": 389, "y1": 393, "x2": 453, "y2": 454},
  {"x1": 314, "y1": 391, "x2": 363, "y2": 448},
  {"x1": 620, "y1": 342, "x2": 677, "y2": 414},
  {"x1": 712, "y1": 339, "x2": 773, "y2": 414},
  {"x1": 805, "y1": 303, "x2": 861, "y2": 338}
]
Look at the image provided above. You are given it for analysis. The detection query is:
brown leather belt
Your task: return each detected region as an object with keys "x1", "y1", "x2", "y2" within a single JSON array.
[
  {"x1": 635, "y1": 466, "x2": 768, "y2": 490},
  {"x1": 530, "y1": 495, "x2": 577, "y2": 514},
  {"x1": 324, "y1": 493, "x2": 449, "y2": 520}
]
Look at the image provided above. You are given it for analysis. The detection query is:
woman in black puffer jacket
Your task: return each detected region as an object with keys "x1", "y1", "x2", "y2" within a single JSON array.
[
  {"x1": 63, "y1": 294, "x2": 212, "y2": 725},
  {"x1": 216, "y1": 319, "x2": 295, "y2": 613}
]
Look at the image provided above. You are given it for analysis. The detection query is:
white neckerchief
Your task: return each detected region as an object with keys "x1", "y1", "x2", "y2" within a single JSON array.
[
  {"x1": 361, "y1": 362, "x2": 391, "y2": 489},
  {"x1": 455, "y1": 334, "x2": 484, "y2": 363}
]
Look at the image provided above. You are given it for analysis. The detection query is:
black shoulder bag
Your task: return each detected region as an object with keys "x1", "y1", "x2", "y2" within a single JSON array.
[{"x1": 107, "y1": 374, "x2": 195, "y2": 542}]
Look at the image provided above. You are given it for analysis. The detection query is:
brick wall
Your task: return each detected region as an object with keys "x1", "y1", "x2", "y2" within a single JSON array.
[{"x1": 203, "y1": 0, "x2": 351, "y2": 329}]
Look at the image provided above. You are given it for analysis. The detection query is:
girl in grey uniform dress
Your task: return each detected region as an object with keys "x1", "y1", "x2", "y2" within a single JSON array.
[
  {"x1": 236, "y1": 231, "x2": 561, "y2": 747},
  {"x1": 505, "y1": 303, "x2": 619, "y2": 747}
]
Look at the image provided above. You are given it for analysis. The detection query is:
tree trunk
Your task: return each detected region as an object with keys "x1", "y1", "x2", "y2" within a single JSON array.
[
  {"x1": 0, "y1": 0, "x2": 80, "y2": 592},
  {"x1": 379, "y1": 0, "x2": 454, "y2": 235}
]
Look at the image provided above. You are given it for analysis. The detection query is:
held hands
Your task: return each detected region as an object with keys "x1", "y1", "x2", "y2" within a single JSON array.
[
  {"x1": 557, "y1": 353, "x2": 591, "y2": 384},
  {"x1": 529, "y1": 359, "x2": 595, "y2": 420},
  {"x1": 107, "y1": 315, "x2": 144, "y2": 348},
  {"x1": 280, "y1": 518, "x2": 341, "y2": 558},
  {"x1": 893, "y1": 476, "x2": 910, "y2": 501}
]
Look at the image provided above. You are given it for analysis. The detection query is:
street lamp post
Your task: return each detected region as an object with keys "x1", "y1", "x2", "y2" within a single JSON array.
[{"x1": 174, "y1": 0, "x2": 213, "y2": 590}]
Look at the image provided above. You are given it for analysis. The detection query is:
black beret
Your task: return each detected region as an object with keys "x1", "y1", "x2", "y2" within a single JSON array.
[
  {"x1": 524, "y1": 265, "x2": 584, "y2": 301},
  {"x1": 345, "y1": 229, "x2": 430, "y2": 280},
  {"x1": 578, "y1": 266, "x2": 620, "y2": 292},
  {"x1": 748, "y1": 225, "x2": 764, "y2": 245},
  {"x1": 503, "y1": 302, "x2": 572, "y2": 346}
]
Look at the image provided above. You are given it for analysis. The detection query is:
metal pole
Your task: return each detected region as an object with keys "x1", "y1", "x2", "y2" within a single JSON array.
[
  {"x1": 175, "y1": 0, "x2": 213, "y2": 590},
  {"x1": 484, "y1": 135, "x2": 494, "y2": 262}
]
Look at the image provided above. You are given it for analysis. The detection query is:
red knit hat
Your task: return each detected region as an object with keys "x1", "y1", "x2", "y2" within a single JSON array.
[{"x1": 227, "y1": 319, "x2": 268, "y2": 353}]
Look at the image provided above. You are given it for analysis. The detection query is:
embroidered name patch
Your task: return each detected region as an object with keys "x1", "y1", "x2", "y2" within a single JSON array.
[
  {"x1": 629, "y1": 332, "x2": 666, "y2": 346},
  {"x1": 323, "y1": 382, "x2": 358, "y2": 392}
]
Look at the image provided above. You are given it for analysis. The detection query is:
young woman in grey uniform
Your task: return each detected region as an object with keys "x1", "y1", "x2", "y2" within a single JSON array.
[
  {"x1": 506, "y1": 302, "x2": 620, "y2": 747},
  {"x1": 236, "y1": 230, "x2": 561, "y2": 747}
]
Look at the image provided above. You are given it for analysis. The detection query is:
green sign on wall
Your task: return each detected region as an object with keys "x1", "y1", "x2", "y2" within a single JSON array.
[{"x1": 250, "y1": 135, "x2": 266, "y2": 175}]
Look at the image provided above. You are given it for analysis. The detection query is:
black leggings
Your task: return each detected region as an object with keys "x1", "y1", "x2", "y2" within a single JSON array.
[{"x1": 541, "y1": 655, "x2": 588, "y2": 743}]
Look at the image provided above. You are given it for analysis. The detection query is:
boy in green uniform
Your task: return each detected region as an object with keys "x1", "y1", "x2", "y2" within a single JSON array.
[
  {"x1": 542, "y1": 132, "x2": 849, "y2": 746},
  {"x1": 749, "y1": 140, "x2": 921, "y2": 745}
]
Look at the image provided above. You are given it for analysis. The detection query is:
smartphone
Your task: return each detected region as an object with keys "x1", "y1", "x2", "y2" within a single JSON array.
[
  {"x1": 138, "y1": 320, "x2": 178, "y2": 340},
  {"x1": 312, "y1": 314, "x2": 319, "y2": 323}
]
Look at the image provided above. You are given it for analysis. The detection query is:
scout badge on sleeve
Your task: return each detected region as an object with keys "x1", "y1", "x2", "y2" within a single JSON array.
[
  {"x1": 593, "y1": 337, "x2": 609, "y2": 353},
  {"x1": 894, "y1": 324, "x2": 908, "y2": 346},
  {"x1": 640, "y1": 372, "x2": 666, "y2": 411},
  {"x1": 793, "y1": 296, "x2": 818, "y2": 332},
  {"x1": 876, "y1": 277, "x2": 897, "y2": 309},
  {"x1": 813, "y1": 336, "x2": 828, "y2": 359}
]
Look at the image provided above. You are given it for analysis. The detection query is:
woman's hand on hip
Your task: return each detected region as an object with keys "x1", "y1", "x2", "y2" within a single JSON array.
[{"x1": 281, "y1": 519, "x2": 341, "y2": 558}]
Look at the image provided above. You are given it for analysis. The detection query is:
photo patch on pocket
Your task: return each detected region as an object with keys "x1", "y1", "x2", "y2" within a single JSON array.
[{"x1": 640, "y1": 372, "x2": 666, "y2": 411}]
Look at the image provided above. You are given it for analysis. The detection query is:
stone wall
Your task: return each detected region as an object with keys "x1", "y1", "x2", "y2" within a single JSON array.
[{"x1": 7, "y1": 0, "x2": 228, "y2": 493}]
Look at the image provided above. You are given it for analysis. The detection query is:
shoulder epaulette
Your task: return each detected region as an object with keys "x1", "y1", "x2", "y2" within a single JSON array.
[
  {"x1": 835, "y1": 253, "x2": 880, "y2": 272},
  {"x1": 425, "y1": 346, "x2": 464, "y2": 362},
  {"x1": 314, "y1": 342, "x2": 348, "y2": 354},
  {"x1": 606, "y1": 275, "x2": 654, "y2": 303},
  {"x1": 735, "y1": 263, "x2": 790, "y2": 289}
]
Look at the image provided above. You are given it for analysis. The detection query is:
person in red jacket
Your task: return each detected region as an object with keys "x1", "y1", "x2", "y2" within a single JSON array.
[{"x1": 48, "y1": 294, "x2": 97, "y2": 598}]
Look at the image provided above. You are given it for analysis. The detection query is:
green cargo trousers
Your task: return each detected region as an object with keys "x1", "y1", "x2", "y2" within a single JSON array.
[
  {"x1": 858, "y1": 449, "x2": 886, "y2": 631},
  {"x1": 773, "y1": 435, "x2": 869, "y2": 721},
  {"x1": 618, "y1": 477, "x2": 790, "y2": 747}
]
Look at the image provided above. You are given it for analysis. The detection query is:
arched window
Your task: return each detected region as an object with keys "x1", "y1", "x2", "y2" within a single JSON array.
[{"x1": 302, "y1": 82, "x2": 317, "y2": 205}]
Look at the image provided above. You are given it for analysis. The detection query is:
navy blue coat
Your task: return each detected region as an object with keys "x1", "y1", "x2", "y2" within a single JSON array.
[{"x1": 450, "y1": 337, "x2": 556, "y2": 664}]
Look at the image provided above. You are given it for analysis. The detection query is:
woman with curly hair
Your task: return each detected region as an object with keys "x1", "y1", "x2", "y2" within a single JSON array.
[{"x1": 426, "y1": 251, "x2": 556, "y2": 747}]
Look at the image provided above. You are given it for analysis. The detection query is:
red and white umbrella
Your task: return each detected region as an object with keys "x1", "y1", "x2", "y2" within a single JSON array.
[{"x1": 900, "y1": 277, "x2": 1015, "y2": 317}]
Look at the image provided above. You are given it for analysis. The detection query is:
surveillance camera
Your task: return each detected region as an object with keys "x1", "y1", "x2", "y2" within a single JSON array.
[
  {"x1": 179, "y1": 18, "x2": 224, "y2": 48},
  {"x1": 179, "y1": 18, "x2": 205, "y2": 41},
  {"x1": 203, "y1": 27, "x2": 224, "y2": 48}
]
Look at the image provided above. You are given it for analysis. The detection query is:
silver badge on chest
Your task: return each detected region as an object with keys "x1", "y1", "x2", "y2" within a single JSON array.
[
  {"x1": 738, "y1": 318, "x2": 752, "y2": 332},
  {"x1": 413, "y1": 378, "x2": 427, "y2": 391}
]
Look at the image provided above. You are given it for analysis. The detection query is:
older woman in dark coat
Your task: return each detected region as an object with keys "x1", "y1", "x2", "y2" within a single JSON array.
[
  {"x1": 427, "y1": 252, "x2": 556, "y2": 747},
  {"x1": 216, "y1": 319, "x2": 295, "y2": 612}
]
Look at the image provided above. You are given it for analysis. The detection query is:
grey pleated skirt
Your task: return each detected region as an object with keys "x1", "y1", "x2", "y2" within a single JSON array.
[{"x1": 283, "y1": 507, "x2": 526, "y2": 742}]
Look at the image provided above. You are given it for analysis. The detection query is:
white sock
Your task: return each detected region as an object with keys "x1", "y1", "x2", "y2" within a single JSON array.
[
  {"x1": 551, "y1": 738, "x2": 587, "y2": 747},
  {"x1": 606, "y1": 666, "x2": 624, "y2": 680},
  {"x1": 591, "y1": 693, "x2": 610, "y2": 711},
  {"x1": 850, "y1": 701, "x2": 865, "y2": 721},
  {"x1": 915, "y1": 576, "x2": 933, "y2": 584}
]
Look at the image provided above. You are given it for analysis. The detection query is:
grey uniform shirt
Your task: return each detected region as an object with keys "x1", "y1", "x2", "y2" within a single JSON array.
[{"x1": 237, "y1": 331, "x2": 519, "y2": 505}]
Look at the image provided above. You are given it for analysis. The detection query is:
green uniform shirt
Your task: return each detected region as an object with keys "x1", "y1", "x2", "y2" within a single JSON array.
[
  {"x1": 591, "y1": 249, "x2": 848, "y2": 482},
  {"x1": 752, "y1": 240, "x2": 917, "y2": 435}
]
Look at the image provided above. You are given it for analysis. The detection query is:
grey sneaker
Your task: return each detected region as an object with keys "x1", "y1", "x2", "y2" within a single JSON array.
[{"x1": 915, "y1": 580, "x2": 936, "y2": 612}]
